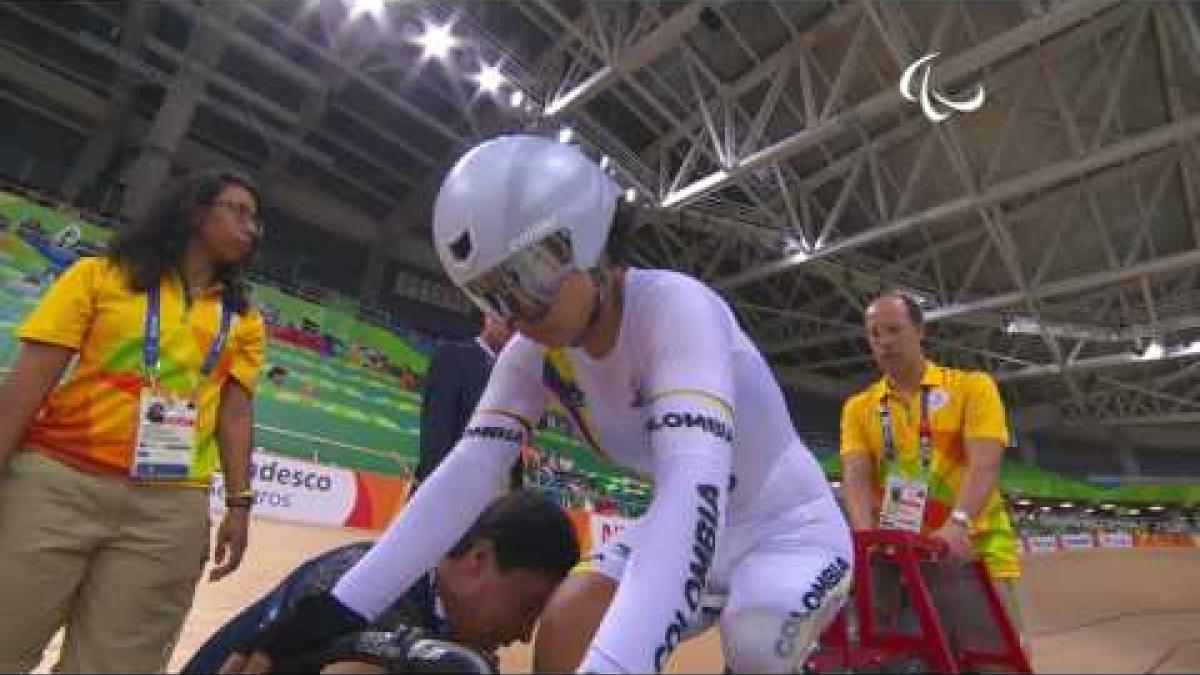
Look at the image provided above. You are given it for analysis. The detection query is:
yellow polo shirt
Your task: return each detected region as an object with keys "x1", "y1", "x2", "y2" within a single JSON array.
[
  {"x1": 840, "y1": 362, "x2": 1020, "y2": 578},
  {"x1": 17, "y1": 257, "x2": 265, "y2": 485}
]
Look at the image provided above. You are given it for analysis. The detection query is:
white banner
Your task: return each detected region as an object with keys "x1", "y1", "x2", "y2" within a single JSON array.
[
  {"x1": 1097, "y1": 531, "x2": 1134, "y2": 549},
  {"x1": 1025, "y1": 535, "x2": 1059, "y2": 554},
  {"x1": 1060, "y1": 533, "x2": 1096, "y2": 550},
  {"x1": 210, "y1": 450, "x2": 358, "y2": 527},
  {"x1": 590, "y1": 514, "x2": 633, "y2": 549}
]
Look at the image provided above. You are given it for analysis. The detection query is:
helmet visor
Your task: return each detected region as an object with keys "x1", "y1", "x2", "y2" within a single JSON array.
[{"x1": 463, "y1": 229, "x2": 575, "y2": 323}]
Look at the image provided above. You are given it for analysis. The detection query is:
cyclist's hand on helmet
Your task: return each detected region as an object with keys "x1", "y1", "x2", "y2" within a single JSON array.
[
  {"x1": 218, "y1": 592, "x2": 367, "y2": 674},
  {"x1": 313, "y1": 629, "x2": 498, "y2": 674}
]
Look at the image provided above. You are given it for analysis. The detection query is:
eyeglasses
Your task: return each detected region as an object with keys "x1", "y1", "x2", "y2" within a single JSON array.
[
  {"x1": 463, "y1": 229, "x2": 576, "y2": 324},
  {"x1": 211, "y1": 200, "x2": 264, "y2": 233}
]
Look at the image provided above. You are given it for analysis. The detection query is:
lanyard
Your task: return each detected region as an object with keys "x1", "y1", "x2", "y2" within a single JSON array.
[
  {"x1": 142, "y1": 283, "x2": 232, "y2": 381},
  {"x1": 879, "y1": 385, "x2": 932, "y2": 475}
]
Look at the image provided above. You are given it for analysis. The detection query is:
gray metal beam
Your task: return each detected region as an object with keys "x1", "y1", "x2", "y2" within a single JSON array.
[
  {"x1": 62, "y1": 0, "x2": 155, "y2": 201},
  {"x1": 642, "y1": 2, "x2": 860, "y2": 161},
  {"x1": 717, "y1": 110, "x2": 1200, "y2": 291},
  {"x1": 163, "y1": 0, "x2": 324, "y2": 92},
  {"x1": 542, "y1": 1, "x2": 711, "y2": 118},
  {"x1": 928, "y1": 249, "x2": 1200, "y2": 321},
  {"x1": 123, "y1": 1, "x2": 241, "y2": 222},
  {"x1": 0, "y1": 36, "x2": 446, "y2": 279},
  {"x1": 2, "y1": 2, "x2": 413, "y2": 204},
  {"x1": 1099, "y1": 412, "x2": 1200, "y2": 427},
  {"x1": 996, "y1": 351, "x2": 1200, "y2": 382},
  {"x1": 238, "y1": 3, "x2": 468, "y2": 149},
  {"x1": 770, "y1": 366, "x2": 855, "y2": 399},
  {"x1": 662, "y1": 0, "x2": 1122, "y2": 210}
]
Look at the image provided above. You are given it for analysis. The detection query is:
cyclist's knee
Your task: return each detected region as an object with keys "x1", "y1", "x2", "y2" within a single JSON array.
[{"x1": 720, "y1": 606, "x2": 829, "y2": 674}]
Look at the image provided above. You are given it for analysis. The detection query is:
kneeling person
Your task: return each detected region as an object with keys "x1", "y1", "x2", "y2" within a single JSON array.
[{"x1": 192, "y1": 491, "x2": 578, "y2": 673}]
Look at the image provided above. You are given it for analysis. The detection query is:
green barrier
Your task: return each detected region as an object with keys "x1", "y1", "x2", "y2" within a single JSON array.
[
  {"x1": 1000, "y1": 461, "x2": 1106, "y2": 501},
  {"x1": 1101, "y1": 483, "x2": 1200, "y2": 505},
  {"x1": 253, "y1": 284, "x2": 430, "y2": 374}
]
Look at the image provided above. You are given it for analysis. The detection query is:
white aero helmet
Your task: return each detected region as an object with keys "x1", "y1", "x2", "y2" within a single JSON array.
[{"x1": 433, "y1": 134, "x2": 620, "y2": 322}]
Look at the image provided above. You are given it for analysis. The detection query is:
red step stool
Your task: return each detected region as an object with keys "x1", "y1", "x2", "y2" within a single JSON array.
[{"x1": 808, "y1": 529, "x2": 1031, "y2": 673}]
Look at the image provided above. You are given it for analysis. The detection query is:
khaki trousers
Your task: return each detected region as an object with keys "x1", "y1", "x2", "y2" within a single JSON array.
[{"x1": 0, "y1": 452, "x2": 210, "y2": 673}]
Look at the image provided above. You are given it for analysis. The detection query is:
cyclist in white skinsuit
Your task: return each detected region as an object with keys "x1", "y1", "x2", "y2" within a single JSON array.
[{"x1": 220, "y1": 135, "x2": 852, "y2": 675}]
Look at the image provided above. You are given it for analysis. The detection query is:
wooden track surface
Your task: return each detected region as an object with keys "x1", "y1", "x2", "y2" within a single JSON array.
[{"x1": 31, "y1": 518, "x2": 1199, "y2": 673}]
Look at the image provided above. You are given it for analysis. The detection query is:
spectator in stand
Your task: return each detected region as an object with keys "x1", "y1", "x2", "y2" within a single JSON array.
[
  {"x1": 398, "y1": 366, "x2": 419, "y2": 392},
  {"x1": 266, "y1": 365, "x2": 289, "y2": 387},
  {"x1": 413, "y1": 315, "x2": 521, "y2": 494}
]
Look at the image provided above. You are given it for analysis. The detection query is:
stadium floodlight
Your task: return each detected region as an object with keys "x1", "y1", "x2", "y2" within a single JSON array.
[
  {"x1": 508, "y1": 90, "x2": 525, "y2": 108},
  {"x1": 475, "y1": 64, "x2": 504, "y2": 94},
  {"x1": 418, "y1": 23, "x2": 456, "y2": 60},
  {"x1": 1135, "y1": 339, "x2": 1165, "y2": 361},
  {"x1": 557, "y1": 127, "x2": 574, "y2": 143},
  {"x1": 350, "y1": 0, "x2": 385, "y2": 21}
]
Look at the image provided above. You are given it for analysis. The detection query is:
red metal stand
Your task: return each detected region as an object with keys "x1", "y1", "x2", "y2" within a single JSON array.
[{"x1": 807, "y1": 530, "x2": 1032, "y2": 674}]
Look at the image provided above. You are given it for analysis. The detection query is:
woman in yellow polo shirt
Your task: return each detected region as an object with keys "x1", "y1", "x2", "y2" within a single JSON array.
[{"x1": 0, "y1": 169, "x2": 266, "y2": 672}]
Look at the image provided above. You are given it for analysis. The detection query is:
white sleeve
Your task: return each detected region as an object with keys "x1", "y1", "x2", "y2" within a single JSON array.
[
  {"x1": 332, "y1": 339, "x2": 546, "y2": 619},
  {"x1": 579, "y1": 275, "x2": 736, "y2": 673}
]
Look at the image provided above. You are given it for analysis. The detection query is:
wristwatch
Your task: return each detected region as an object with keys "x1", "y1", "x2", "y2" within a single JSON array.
[
  {"x1": 226, "y1": 488, "x2": 255, "y2": 509},
  {"x1": 950, "y1": 508, "x2": 972, "y2": 529}
]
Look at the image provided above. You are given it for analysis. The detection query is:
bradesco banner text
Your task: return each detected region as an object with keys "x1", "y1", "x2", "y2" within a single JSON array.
[{"x1": 210, "y1": 450, "x2": 357, "y2": 527}]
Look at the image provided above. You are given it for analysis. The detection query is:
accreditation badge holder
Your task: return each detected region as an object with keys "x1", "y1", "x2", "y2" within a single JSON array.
[
  {"x1": 879, "y1": 471, "x2": 929, "y2": 534},
  {"x1": 130, "y1": 387, "x2": 198, "y2": 481}
]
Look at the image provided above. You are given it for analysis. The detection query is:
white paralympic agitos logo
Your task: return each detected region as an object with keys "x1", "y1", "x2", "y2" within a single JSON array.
[{"x1": 899, "y1": 52, "x2": 985, "y2": 123}]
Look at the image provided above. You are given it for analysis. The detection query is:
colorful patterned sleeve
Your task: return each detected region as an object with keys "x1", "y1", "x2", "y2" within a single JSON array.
[
  {"x1": 963, "y1": 371, "x2": 1010, "y2": 444},
  {"x1": 16, "y1": 257, "x2": 102, "y2": 350},
  {"x1": 229, "y1": 308, "x2": 266, "y2": 394}
]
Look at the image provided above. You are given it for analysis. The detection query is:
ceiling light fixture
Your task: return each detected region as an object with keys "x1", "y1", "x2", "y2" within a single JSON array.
[
  {"x1": 475, "y1": 64, "x2": 504, "y2": 94},
  {"x1": 418, "y1": 23, "x2": 456, "y2": 60},
  {"x1": 350, "y1": 0, "x2": 385, "y2": 21}
]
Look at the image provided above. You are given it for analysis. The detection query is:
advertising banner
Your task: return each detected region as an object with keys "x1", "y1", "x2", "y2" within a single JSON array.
[
  {"x1": 1060, "y1": 533, "x2": 1096, "y2": 550},
  {"x1": 1025, "y1": 535, "x2": 1060, "y2": 554},
  {"x1": 210, "y1": 449, "x2": 409, "y2": 530},
  {"x1": 1097, "y1": 532, "x2": 1134, "y2": 549}
]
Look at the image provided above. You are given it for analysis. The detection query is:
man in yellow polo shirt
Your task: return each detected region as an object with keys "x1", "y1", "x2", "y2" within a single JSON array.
[{"x1": 840, "y1": 291, "x2": 1024, "y2": 656}]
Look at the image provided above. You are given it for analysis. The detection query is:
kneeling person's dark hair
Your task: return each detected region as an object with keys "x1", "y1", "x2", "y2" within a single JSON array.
[{"x1": 447, "y1": 490, "x2": 580, "y2": 579}]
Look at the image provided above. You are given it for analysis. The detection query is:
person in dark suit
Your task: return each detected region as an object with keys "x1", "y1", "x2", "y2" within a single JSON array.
[{"x1": 414, "y1": 315, "x2": 519, "y2": 492}]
